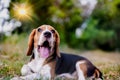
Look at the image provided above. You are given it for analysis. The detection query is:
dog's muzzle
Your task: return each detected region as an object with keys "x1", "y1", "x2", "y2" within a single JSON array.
[{"x1": 38, "y1": 41, "x2": 51, "y2": 58}]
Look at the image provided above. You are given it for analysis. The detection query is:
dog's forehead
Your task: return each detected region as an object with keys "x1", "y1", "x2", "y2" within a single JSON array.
[{"x1": 39, "y1": 25, "x2": 55, "y2": 30}]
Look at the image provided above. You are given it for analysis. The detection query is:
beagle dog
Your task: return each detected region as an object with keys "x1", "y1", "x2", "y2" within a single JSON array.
[{"x1": 11, "y1": 25, "x2": 103, "y2": 80}]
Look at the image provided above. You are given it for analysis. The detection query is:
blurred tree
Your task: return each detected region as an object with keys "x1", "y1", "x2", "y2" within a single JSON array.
[
  {"x1": 90, "y1": 0, "x2": 120, "y2": 50},
  {"x1": 10, "y1": 0, "x2": 82, "y2": 45},
  {"x1": 51, "y1": 0, "x2": 82, "y2": 45},
  {"x1": 10, "y1": 0, "x2": 120, "y2": 51},
  {"x1": 80, "y1": 18, "x2": 115, "y2": 50},
  {"x1": 72, "y1": 0, "x2": 119, "y2": 50}
]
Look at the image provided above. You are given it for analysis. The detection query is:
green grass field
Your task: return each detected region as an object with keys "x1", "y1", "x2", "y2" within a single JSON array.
[{"x1": 0, "y1": 34, "x2": 120, "y2": 80}]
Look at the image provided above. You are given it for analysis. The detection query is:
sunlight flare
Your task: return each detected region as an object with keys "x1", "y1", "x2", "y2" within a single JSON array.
[
  {"x1": 12, "y1": 3, "x2": 33, "y2": 20},
  {"x1": 18, "y1": 8, "x2": 27, "y2": 15}
]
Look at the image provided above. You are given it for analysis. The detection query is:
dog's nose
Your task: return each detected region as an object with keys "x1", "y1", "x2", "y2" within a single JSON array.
[{"x1": 44, "y1": 31, "x2": 51, "y2": 38}]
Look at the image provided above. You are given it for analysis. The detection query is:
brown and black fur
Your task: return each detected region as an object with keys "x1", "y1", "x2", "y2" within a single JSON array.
[{"x1": 30, "y1": 52, "x2": 103, "y2": 80}]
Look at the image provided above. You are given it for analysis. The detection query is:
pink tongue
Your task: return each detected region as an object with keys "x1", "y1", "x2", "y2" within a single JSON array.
[{"x1": 39, "y1": 47, "x2": 49, "y2": 58}]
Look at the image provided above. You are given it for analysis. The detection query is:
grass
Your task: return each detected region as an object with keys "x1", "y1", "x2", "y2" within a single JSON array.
[
  {"x1": 0, "y1": 34, "x2": 29, "y2": 79},
  {"x1": 0, "y1": 34, "x2": 120, "y2": 80}
]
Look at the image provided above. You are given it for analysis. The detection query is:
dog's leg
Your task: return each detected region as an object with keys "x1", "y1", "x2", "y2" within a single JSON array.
[
  {"x1": 11, "y1": 73, "x2": 41, "y2": 80},
  {"x1": 21, "y1": 64, "x2": 33, "y2": 76},
  {"x1": 76, "y1": 61, "x2": 86, "y2": 80},
  {"x1": 56, "y1": 73, "x2": 76, "y2": 79},
  {"x1": 20, "y1": 73, "x2": 41, "y2": 80}
]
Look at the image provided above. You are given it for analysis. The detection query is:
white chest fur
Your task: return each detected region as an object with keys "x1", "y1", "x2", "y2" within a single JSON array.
[
  {"x1": 28, "y1": 58, "x2": 50, "y2": 76},
  {"x1": 23, "y1": 58, "x2": 51, "y2": 79},
  {"x1": 28, "y1": 58, "x2": 45, "y2": 72},
  {"x1": 40, "y1": 64, "x2": 51, "y2": 79}
]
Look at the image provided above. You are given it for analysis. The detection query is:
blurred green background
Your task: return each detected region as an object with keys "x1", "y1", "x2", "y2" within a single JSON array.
[
  {"x1": 0, "y1": 0, "x2": 120, "y2": 79},
  {"x1": 0, "y1": 0, "x2": 120, "y2": 51}
]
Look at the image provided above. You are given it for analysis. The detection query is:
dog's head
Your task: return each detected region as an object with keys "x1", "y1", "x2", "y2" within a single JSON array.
[{"x1": 26, "y1": 25, "x2": 60, "y2": 58}]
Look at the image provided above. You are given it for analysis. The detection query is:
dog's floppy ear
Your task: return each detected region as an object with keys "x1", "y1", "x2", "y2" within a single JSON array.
[
  {"x1": 26, "y1": 29, "x2": 36, "y2": 56},
  {"x1": 55, "y1": 30, "x2": 61, "y2": 57}
]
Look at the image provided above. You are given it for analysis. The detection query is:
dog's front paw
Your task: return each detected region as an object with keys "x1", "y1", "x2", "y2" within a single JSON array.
[{"x1": 11, "y1": 77, "x2": 23, "y2": 80}]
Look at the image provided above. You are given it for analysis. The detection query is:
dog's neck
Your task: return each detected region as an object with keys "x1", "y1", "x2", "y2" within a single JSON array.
[{"x1": 32, "y1": 48, "x2": 58, "y2": 68}]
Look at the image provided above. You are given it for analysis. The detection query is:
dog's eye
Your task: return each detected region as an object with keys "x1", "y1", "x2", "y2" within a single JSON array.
[
  {"x1": 38, "y1": 28, "x2": 42, "y2": 32},
  {"x1": 51, "y1": 30, "x2": 55, "y2": 33}
]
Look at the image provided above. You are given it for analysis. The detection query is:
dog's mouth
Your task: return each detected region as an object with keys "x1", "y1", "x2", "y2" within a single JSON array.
[{"x1": 38, "y1": 41, "x2": 51, "y2": 58}]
